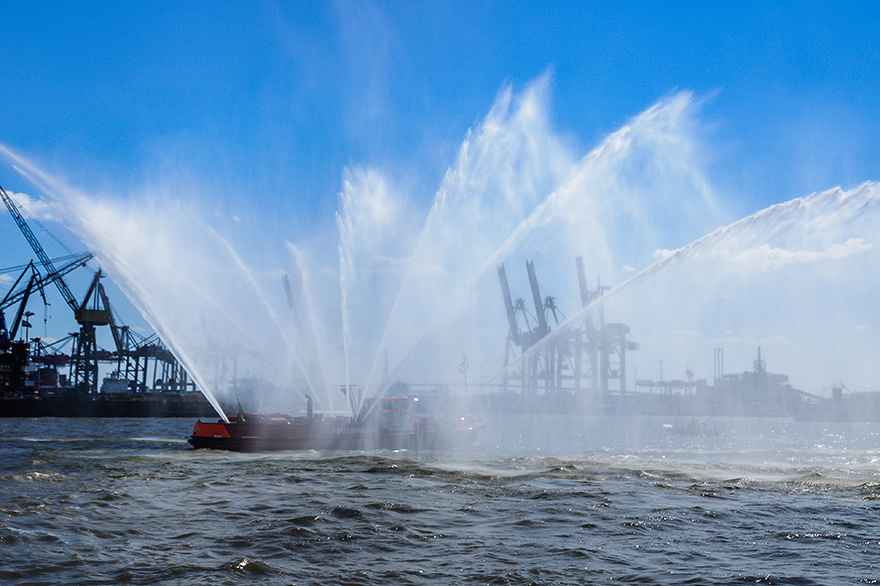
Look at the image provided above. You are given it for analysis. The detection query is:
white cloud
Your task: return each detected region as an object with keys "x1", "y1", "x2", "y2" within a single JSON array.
[
  {"x1": 652, "y1": 248, "x2": 675, "y2": 261},
  {"x1": 730, "y1": 238, "x2": 871, "y2": 271},
  {"x1": 6, "y1": 190, "x2": 59, "y2": 222}
]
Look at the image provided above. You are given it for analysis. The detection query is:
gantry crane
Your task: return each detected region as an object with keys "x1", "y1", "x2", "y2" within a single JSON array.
[
  {"x1": 497, "y1": 257, "x2": 637, "y2": 405},
  {"x1": 498, "y1": 259, "x2": 562, "y2": 395}
]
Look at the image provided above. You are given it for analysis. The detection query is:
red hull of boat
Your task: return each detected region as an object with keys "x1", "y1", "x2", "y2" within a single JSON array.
[{"x1": 188, "y1": 414, "x2": 482, "y2": 452}]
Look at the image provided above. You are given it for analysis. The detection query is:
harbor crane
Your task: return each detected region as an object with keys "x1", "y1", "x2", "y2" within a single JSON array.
[
  {"x1": 1, "y1": 185, "x2": 110, "y2": 392},
  {"x1": 0, "y1": 262, "x2": 41, "y2": 351},
  {"x1": 497, "y1": 257, "x2": 637, "y2": 405},
  {"x1": 0, "y1": 254, "x2": 92, "y2": 350},
  {"x1": 498, "y1": 259, "x2": 565, "y2": 395},
  {"x1": 2, "y1": 186, "x2": 199, "y2": 396}
]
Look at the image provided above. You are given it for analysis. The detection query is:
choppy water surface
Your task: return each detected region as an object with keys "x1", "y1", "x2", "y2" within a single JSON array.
[{"x1": 1, "y1": 416, "x2": 879, "y2": 585}]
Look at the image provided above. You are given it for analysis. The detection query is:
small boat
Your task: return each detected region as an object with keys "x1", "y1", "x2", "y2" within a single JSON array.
[
  {"x1": 189, "y1": 395, "x2": 483, "y2": 452},
  {"x1": 663, "y1": 418, "x2": 721, "y2": 437}
]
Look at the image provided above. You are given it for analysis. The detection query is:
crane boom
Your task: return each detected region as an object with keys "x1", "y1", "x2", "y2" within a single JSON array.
[
  {"x1": 9, "y1": 272, "x2": 37, "y2": 341},
  {"x1": 497, "y1": 263, "x2": 520, "y2": 346},
  {"x1": 0, "y1": 253, "x2": 92, "y2": 311},
  {"x1": 96, "y1": 279, "x2": 124, "y2": 353},
  {"x1": 526, "y1": 260, "x2": 548, "y2": 335},
  {"x1": 0, "y1": 185, "x2": 80, "y2": 313},
  {"x1": 576, "y1": 256, "x2": 590, "y2": 308},
  {"x1": 0, "y1": 261, "x2": 37, "y2": 309}
]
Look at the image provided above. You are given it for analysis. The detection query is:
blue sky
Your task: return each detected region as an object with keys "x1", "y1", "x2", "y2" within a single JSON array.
[
  {"x1": 1, "y1": 2, "x2": 879, "y2": 401},
  {"x1": 2, "y1": 2, "x2": 877, "y2": 210}
]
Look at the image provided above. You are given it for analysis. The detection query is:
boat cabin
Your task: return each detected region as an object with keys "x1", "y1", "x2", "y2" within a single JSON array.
[{"x1": 360, "y1": 396, "x2": 414, "y2": 432}]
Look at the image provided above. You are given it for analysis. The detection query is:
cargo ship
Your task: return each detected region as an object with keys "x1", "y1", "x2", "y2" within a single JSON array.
[{"x1": 189, "y1": 395, "x2": 484, "y2": 452}]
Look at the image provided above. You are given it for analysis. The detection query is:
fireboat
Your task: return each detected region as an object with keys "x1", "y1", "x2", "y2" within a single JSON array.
[{"x1": 188, "y1": 394, "x2": 483, "y2": 452}]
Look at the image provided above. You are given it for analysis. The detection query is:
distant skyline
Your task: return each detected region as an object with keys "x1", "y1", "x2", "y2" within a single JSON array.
[{"x1": 1, "y1": 2, "x2": 878, "y2": 395}]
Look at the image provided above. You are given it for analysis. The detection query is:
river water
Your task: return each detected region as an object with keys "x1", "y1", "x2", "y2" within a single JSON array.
[{"x1": 1, "y1": 415, "x2": 878, "y2": 585}]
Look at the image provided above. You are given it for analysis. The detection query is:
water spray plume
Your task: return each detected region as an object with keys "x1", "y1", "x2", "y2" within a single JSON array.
[
  {"x1": 283, "y1": 243, "x2": 334, "y2": 406},
  {"x1": 356, "y1": 88, "x2": 720, "y2": 399},
  {"x1": 3, "y1": 79, "x2": 873, "y2": 418}
]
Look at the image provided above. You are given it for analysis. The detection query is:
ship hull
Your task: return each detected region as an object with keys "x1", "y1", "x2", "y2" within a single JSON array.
[
  {"x1": 1, "y1": 394, "x2": 217, "y2": 418},
  {"x1": 188, "y1": 415, "x2": 482, "y2": 452}
]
